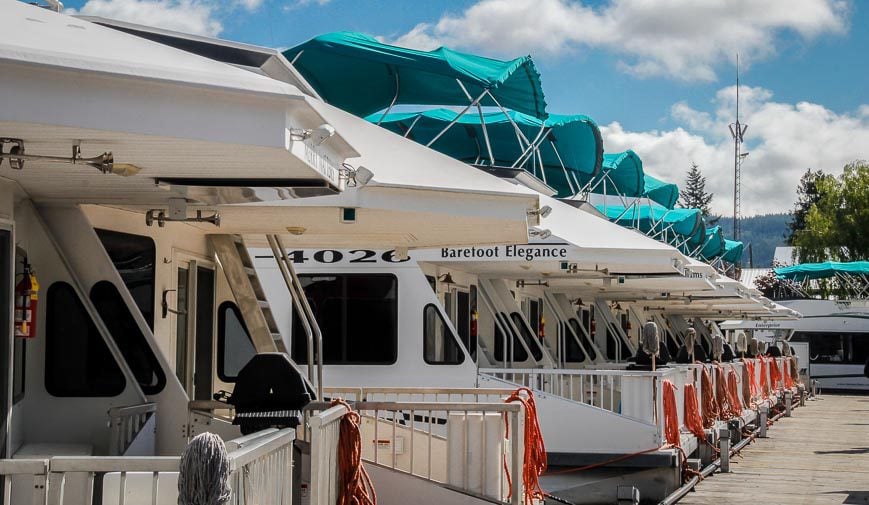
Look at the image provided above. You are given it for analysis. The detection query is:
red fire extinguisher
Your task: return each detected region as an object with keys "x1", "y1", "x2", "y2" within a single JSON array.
[
  {"x1": 470, "y1": 309, "x2": 478, "y2": 340},
  {"x1": 538, "y1": 314, "x2": 546, "y2": 339},
  {"x1": 14, "y1": 260, "x2": 39, "y2": 339}
]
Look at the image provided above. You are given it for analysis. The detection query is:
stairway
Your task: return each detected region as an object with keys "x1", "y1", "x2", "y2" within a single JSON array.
[{"x1": 210, "y1": 235, "x2": 286, "y2": 353}]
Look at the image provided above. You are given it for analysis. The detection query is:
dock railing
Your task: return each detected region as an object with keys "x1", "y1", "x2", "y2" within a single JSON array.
[
  {"x1": 107, "y1": 402, "x2": 157, "y2": 456},
  {"x1": 304, "y1": 399, "x2": 525, "y2": 505},
  {"x1": 0, "y1": 428, "x2": 295, "y2": 505}
]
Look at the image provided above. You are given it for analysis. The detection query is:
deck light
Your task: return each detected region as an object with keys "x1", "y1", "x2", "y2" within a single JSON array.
[
  {"x1": 437, "y1": 273, "x2": 456, "y2": 285},
  {"x1": 339, "y1": 163, "x2": 374, "y2": 187},
  {"x1": 528, "y1": 227, "x2": 551, "y2": 240}
]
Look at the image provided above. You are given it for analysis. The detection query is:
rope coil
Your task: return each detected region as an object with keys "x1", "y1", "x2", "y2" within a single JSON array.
[
  {"x1": 662, "y1": 380, "x2": 681, "y2": 447},
  {"x1": 504, "y1": 387, "x2": 547, "y2": 505},
  {"x1": 330, "y1": 399, "x2": 377, "y2": 505},
  {"x1": 700, "y1": 367, "x2": 719, "y2": 428}
]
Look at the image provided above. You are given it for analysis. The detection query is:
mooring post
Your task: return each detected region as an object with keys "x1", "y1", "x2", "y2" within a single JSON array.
[
  {"x1": 759, "y1": 405, "x2": 768, "y2": 438},
  {"x1": 718, "y1": 427, "x2": 731, "y2": 473},
  {"x1": 785, "y1": 391, "x2": 793, "y2": 417},
  {"x1": 798, "y1": 384, "x2": 806, "y2": 407}
]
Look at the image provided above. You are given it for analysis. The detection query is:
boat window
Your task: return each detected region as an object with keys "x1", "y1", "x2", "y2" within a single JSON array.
[
  {"x1": 494, "y1": 313, "x2": 529, "y2": 362},
  {"x1": 90, "y1": 281, "x2": 166, "y2": 395},
  {"x1": 426, "y1": 275, "x2": 437, "y2": 293},
  {"x1": 528, "y1": 300, "x2": 541, "y2": 336},
  {"x1": 217, "y1": 301, "x2": 256, "y2": 381},
  {"x1": 569, "y1": 318, "x2": 596, "y2": 360},
  {"x1": 45, "y1": 282, "x2": 126, "y2": 397},
  {"x1": 423, "y1": 304, "x2": 465, "y2": 365},
  {"x1": 175, "y1": 267, "x2": 189, "y2": 387},
  {"x1": 796, "y1": 331, "x2": 869, "y2": 365},
  {"x1": 95, "y1": 229, "x2": 156, "y2": 330},
  {"x1": 511, "y1": 312, "x2": 543, "y2": 361},
  {"x1": 12, "y1": 337, "x2": 25, "y2": 403},
  {"x1": 293, "y1": 274, "x2": 397, "y2": 365},
  {"x1": 564, "y1": 321, "x2": 587, "y2": 362}
]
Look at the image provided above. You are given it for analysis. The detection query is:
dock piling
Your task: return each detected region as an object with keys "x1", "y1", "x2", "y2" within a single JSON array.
[
  {"x1": 758, "y1": 406, "x2": 768, "y2": 438},
  {"x1": 718, "y1": 428, "x2": 731, "y2": 473}
]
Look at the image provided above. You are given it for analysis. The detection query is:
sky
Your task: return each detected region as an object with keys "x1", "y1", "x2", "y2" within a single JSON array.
[{"x1": 62, "y1": 0, "x2": 869, "y2": 216}]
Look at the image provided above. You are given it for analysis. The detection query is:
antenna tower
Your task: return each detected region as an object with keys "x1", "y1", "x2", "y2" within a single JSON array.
[{"x1": 728, "y1": 55, "x2": 748, "y2": 249}]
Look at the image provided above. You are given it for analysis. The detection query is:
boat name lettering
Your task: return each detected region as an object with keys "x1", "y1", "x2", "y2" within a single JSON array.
[{"x1": 440, "y1": 246, "x2": 567, "y2": 262}]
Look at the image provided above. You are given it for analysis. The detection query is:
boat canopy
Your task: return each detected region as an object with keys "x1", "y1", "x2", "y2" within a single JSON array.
[
  {"x1": 581, "y1": 150, "x2": 645, "y2": 197},
  {"x1": 370, "y1": 108, "x2": 602, "y2": 196},
  {"x1": 595, "y1": 204, "x2": 705, "y2": 247},
  {"x1": 643, "y1": 174, "x2": 679, "y2": 209},
  {"x1": 284, "y1": 31, "x2": 547, "y2": 119},
  {"x1": 775, "y1": 261, "x2": 869, "y2": 281},
  {"x1": 700, "y1": 225, "x2": 725, "y2": 259},
  {"x1": 721, "y1": 240, "x2": 745, "y2": 264}
]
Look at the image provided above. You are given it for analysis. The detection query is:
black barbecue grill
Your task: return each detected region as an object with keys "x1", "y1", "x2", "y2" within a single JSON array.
[{"x1": 214, "y1": 353, "x2": 314, "y2": 434}]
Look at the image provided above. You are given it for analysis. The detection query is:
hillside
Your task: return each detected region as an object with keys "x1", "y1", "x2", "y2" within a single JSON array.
[{"x1": 715, "y1": 213, "x2": 790, "y2": 267}]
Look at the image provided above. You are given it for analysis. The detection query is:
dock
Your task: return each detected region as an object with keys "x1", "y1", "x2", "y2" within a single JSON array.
[{"x1": 677, "y1": 394, "x2": 869, "y2": 505}]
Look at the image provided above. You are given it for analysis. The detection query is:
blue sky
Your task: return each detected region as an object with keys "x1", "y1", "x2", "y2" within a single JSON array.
[{"x1": 63, "y1": 0, "x2": 868, "y2": 215}]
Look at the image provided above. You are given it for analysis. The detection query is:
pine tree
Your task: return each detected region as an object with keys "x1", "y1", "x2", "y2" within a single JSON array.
[
  {"x1": 786, "y1": 168, "x2": 829, "y2": 245},
  {"x1": 679, "y1": 163, "x2": 713, "y2": 216}
]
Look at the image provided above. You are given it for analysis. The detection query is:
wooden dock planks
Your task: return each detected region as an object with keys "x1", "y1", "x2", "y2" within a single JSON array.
[{"x1": 678, "y1": 394, "x2": 869, "y2": 505}]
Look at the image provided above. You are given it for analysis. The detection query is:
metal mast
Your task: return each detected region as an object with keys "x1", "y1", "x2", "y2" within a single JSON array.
[{"x1": 728, "y1": 54, "x2": 748, "y2": 245}]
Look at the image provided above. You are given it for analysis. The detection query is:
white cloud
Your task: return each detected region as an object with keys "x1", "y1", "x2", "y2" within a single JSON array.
[
  {"x1": 283, "y1": 0, "x2": 331, "y2": 11},
  {"x1": 235, "y1": 0, "x2": 264, "y2": 10},
  {"x1": 389, "y1": 0, "x2": 849, "y2": 81},
  {"x1": 67, "y1": 0, "x2": 222, "y2": 36},
  {"x1": 602, "y1": 86, "x2": 869, "y2": 215}
]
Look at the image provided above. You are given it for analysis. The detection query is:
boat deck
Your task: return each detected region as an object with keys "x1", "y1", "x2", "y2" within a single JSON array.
[{"x1": 679, "y1": 394, "x2": 869, "y2": 505}]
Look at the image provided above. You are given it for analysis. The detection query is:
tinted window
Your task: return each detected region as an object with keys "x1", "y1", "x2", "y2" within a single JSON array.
[
  {"x1": 511, "y1": 312, "x2": 543, "y2": 361},
  {"x1": 95, "y1": 229, "x2": 156, "y2": 330},
  {"x1": 423, "y1": 304, "x2": 465, "y2": 365},
  {"x1": 457, "y1": 291, "x2": 476, "y2": 361},
  {"x1": 569, "y1": 318, "x2": 596, "y2": 360},
  {"x1": 564, "y1": 321, "x2": 587, "y2": 362},
  {"x1": 293, "y1": 274, "x2": 397, "y2": 365},
  {"x1": 494, "y1": 313, "x2": 529, "y2": 362},
  {"x1": 217, "y1": 301, "x2": 256, "y2": 381},
  {"x1": 46, "y1": 282, "x2": 126, "y2": 397},
  {"x1": 90, "y1": 281, "x2": 165, "y2": 395},
  {"x1": 797, "y1": 331, "x2": 869, "y2": 364},
  {"x1": 12, "y1": 337, "x2": 25, "y2": 403}
]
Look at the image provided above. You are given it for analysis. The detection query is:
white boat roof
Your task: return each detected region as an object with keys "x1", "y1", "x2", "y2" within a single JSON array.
[{"x1": 0, "y1": 0, "x2": 302, "y2": 97}]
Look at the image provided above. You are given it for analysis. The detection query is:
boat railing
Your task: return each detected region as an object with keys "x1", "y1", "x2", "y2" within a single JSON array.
[
  {"x1": 0, "y1": 428, "x2": 295, "y2": 505},
  {"x1": 321, "y1": 386, "x2": 518, "y2": 403},
  {"x1": 304, "y1": 399, "x2": 526, "y2": 505},
  {"x1": 107, "y1": 401, "x2": 157, "y2": 456}
]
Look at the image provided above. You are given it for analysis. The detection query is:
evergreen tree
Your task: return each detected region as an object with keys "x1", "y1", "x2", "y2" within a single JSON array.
[
  {"x1": 787, "y1": 169, "x2": 829, "y2": 245},
  {"x1": 679, "y1": 163, "x2": 713, "y2": 216}
]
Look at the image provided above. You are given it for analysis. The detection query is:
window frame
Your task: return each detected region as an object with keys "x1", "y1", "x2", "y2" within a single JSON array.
[
  {"x1": 94, "y1": 228, "x2": 157, "y2": 330},
  {"x1": 216, "y1": 300, "x2": 256, "y2": 382},
  {"x1": 422, "y1": 303, "x2": 466, "y2": 366}
]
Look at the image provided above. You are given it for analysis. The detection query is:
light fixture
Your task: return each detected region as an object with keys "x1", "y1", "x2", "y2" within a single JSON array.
[
  {"x1": 527, "y1": 205, "x2": 552, "y2": 219},
  {"x1": 528, "y1": 227, "x2": 552, "y2": 240},
  {"x1": 290, "y1": 123, "x2": 336, "y2": 146},
  {"x1": 286, "y1": 226, "x2": 307, "y2": 235},
  {"x1": 438, "y1": 273, "x2": 455, "y2": 285},
  {"x1": 339, "y1": 163, "x2": 375, "y2": 187},
  {"x1": 0, "y1": 139, "x2": 141, "y2": 176}
]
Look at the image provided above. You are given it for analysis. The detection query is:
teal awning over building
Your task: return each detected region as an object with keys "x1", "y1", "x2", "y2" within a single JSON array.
[
  {"x1": 644, "y1": 174, "x2": 679, "y2": 209},
  {"x1": 775, "y1": 261, "x2": 869, "y2": 281},
  {"x1": 370, "y1": 108, "x2": 602, "y2": 196},
  {"x1": 284, "y1": 32, "x2": 547, "y2": 119}
]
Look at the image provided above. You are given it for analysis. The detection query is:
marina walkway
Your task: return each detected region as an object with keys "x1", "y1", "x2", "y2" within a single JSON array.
[{"x1": 679, "y1": 394, "x2": 869, "y2": 505}]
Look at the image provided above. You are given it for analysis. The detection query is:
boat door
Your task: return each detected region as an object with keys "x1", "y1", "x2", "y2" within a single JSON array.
[
  {"x1": 0, "y1": 225, "x2": 11, "y2": 474},
  {"x1": 446, "y1": 286, "x2": 477, "y2": 363},
  {"x1": 172, "y1": 256, "x2": 216, "y2": 401}
]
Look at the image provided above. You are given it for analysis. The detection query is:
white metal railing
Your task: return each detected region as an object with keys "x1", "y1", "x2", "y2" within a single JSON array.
[
  {"x1": 0, "y1": 429, "x2": 295, "y2": 505},
  {"x1": 305, "y1": 399, "x2": 525, "y2": 505},
  {"x1": 108, "y1": 402, "x2": 157, "y2": 456}
]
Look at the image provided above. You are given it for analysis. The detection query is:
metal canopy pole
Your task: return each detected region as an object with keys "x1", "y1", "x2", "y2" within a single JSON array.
[
  {"x1": 402, "y1": 114, "x2": 423, "y2": 138},
  {"x1": 426, "y1": 86, "x2": 488, "y2": 148},
  {"x1": 376, "y1": 71, "x2": 401, "y2": 125}
]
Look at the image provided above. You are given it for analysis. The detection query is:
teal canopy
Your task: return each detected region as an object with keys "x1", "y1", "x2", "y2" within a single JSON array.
[
  {"x1": 644, "y1": 174, "x2": 679, "y2": 209},
  {"x1": 369, "y1": 108, "x2": 602, "y2": 196},
  {"x1": 581, "y1": 150, "x2": 645, "y2": 197},
  {"x1": 775, "y1": 261, "x2": 869, "y2": 281},
  {"x1": 700, "y1": 225, "x2": 725, "y2": 259},
  {"x1": 721, "y1": 240, "x2": 744, "y2": 264},
  {"x1": 284, "y1": 32, "x2": 547, "y2": 119},
  {"x1": 595, "y1": 204, "x2": 705, "y2": 247}
]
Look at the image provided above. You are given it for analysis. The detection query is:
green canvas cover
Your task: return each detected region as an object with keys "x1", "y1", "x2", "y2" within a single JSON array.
[
  {"x1": 284, "y1": 32, "x2": 547, "y2": 119},
  {"x1": 700, "y1": 225, "x2": 726, "y2": 259},
  {"x1": 369, "y1": 108, "x2": 602, "y2": 196},
  {"x1": 721, "y1": 240, "x2": 744, "y2": 264},
  {"x1": 775, "y1": 261, "x2": 869, "y2": 281},
  {"x1": 644, "y1": 174, "x2": 679, "y2": 209},
  {"x1": 595, "y1": 204, "x2": 705, "y2": 246}
]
